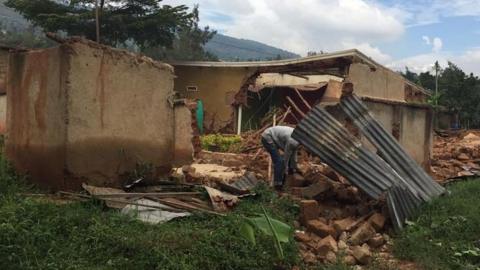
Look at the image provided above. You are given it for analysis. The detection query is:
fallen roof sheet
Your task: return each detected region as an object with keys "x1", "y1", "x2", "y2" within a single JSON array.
[
  {"x1": 340, "y1": 93, "x2": 445, "y2": 200},
  {"x1": 292, "y1": 93, "x2": 443, "y2": 229}
]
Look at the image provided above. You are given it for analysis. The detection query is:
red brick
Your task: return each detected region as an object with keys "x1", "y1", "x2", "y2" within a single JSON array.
[
  {"x1": 352, "y1": 244, "x2": 372, "y2": 265},
  {"x1": 300, "y1": 200, "x2": 319, "y2": 225},
  {"x1": 349, "y1": 222, "x2": 376, "y2": 245},
  {"x1": 294, "y1": 231, "x2": 312, "y2": 243},
  {"x1": 368, "y1": 213, "x2": 386, "y2": 231},
  {"x1": 315, "y1": 235, "x2": 338, "y2": 257},
  {"x1": 307, "y1": 219, "x2": 336, "y2": 238},
  {"x1": 332, "y1": 217, "x2": 356, "y2": 233}
]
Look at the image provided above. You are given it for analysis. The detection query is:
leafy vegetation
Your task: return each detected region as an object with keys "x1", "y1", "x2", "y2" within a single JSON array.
[
  {"x1": 0, "y1": 154, "x2": 300, "y2": 269},
  {"x1": 3, "y1": 0, "x2": 216, "y2": 60},
  {"x1": 239, "y1": 206, "x2": 294, "y2": 261},
  {"x1": 393, "y1": 180, "x2": 480, "y2": 270},
  {"x1": 200, "y1": 134, "x2": 242, "y2": 153},
  {"x1": 401, "y1": 62, "x2": 480, "y2": 128},
  {"x1": 0, "y1": 22, "x2": 52, "y2": 48}
]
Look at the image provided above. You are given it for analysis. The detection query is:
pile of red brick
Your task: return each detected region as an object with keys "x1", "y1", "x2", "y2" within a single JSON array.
[
  {"x1": 431, "y1": 131, "x2": 480, "y2": 181},
  {"x1": 285, "y1": 163, "x2": 397, "y2": 267}
]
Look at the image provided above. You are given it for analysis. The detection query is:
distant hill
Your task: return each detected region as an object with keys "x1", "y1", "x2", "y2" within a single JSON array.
[
  {"x1": 0, "y1": 0, "x2": 28, "y2": 28},
  {"x1": 0, "y1": 2, "x2": 300, "y2": 61},
  {"x1": 205, "y1": 33, "x2": 300, "y2": 61}
]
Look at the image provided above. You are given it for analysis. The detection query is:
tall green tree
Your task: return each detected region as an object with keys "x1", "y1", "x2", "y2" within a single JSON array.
[
  {"x1": 401, "y1": 67, "x2": 418, "y2": 83},
  {"x1": 5, "y1": 0, "x2": 194, "y2": 50},
  {"x1": 142, "y1": 6, "x2": 217, "y2": 61},
  {"x1": 402, "y1": 62, "x2": 480, "y2": 128},
  {"x1": 417, "y1": 71, "x2": 436, "y2": 91}
]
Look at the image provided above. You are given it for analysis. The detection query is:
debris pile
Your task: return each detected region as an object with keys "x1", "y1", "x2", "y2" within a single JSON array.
[
  {"x1": 60, "y1": 179, "x2": 251, "y2": 224},
  {"x1": 285, "y1": 166, "x2": 392, "y2": 266},
  {"x1": 432, "y1": 131, "x2": 480, "y2": 180}
]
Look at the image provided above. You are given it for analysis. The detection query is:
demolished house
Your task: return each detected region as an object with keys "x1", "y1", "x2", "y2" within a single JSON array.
[
  {"x1": 5, "y1": 39, "x2": 196, "y2": 190},
  {"x1": 170, "y1": 50, "x2": 444, "y2": 229},
  {"x1": 2, "y1": 38, "x2": 449, "y2": 267},
  {"x1": 5, "y1": 38, "x2": 444, "y2": 231},
  {"x1": 170, "y1": 49, "x2": 433, "y2": 169}
]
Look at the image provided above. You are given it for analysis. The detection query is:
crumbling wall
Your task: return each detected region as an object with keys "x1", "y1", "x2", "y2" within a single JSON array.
[
  {"x1": 0, "y1": 49, "x2": 10, "y2": 133},
  {"x1": 174, "y1": 105, "x2": 195, "y2": 165},
  {"x1": 173, "y1": 66, "x2": 256, "y2": 131},
  {"x1": 6, "y1": 47, "x2": 68, "y2": 189},
  {"x1": 399, "y1": 106, "x2": 432, "y2": 168},
  {"x1": 65, "y1": 42, "x2": 176, "y2": 187},
  {"x1": 0, "y1": 49, "x2": 9, "y2": 93},
  {"x1": 362, "y1": 100, "x2": 432, "y2": 168},
  {"x1": 0, "y1": 95, "x2": 6, "y2": 133},
  {"x1": 6, "y1": 41, "x2": 194, "y2": 190},
  {"x1": 347, "y1": 63, "x2": 405, "y2": 101}
]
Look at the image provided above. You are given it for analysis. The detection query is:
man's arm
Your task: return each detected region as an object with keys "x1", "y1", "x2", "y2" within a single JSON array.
[{"x1": 284, "y1": 139, "x2": 299, "y2": 174}]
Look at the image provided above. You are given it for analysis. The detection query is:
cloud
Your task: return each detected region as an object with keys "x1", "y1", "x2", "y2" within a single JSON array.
[
  {"x1": 421, "y1": 35, "x2": 443, "y2": 53},
  {"x1": 161, "y1": 0, "x2": 405, "y2": 56},
  {"x1": 388, "y1": 47, "x2": 480, "y2": 76},
  {"x1": 387, "y1": 53, "x2": 447, "y2": 74},
  {"x1": 422, "y1": 36, "x2": 431, "y2": 45},
  {"x1": 391, "y1": 0, "x2": 480, "y2": 26},
  {"x1": 341, "y1": 41, "x2": 392, "y2": 63},
  {"x1": 432, "y1": 37, "x2": 443, "y2": 53}
]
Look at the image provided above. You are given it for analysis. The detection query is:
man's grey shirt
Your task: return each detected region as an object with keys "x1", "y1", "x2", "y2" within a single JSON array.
[{"x1": 261, "y1": 126, "x2": 299, "y2": 171}]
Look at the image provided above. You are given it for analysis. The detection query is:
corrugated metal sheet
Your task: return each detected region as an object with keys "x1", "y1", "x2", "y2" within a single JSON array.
[
  {"x1": 292, "y1": 95, "x2": 442, "y2": 229},
  {"x1": 218, "y1": 172, "x2": 259, "y2": 195},
  {"x1": 340, "y1": 94, "x2": 445, "y2": 200}
]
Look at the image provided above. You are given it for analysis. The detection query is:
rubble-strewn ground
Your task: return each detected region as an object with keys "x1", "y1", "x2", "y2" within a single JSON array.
[
  {"x1": 2, "y1": 131, "x2": 480, "y2": 270},
  {"x1": 432, "y1": 130, "x2": 480, "y2": 181}
]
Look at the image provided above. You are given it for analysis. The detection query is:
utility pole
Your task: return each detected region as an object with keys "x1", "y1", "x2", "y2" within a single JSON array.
[
  {"x1": 95, "y1": 0, "x2": 100, "y2": 43},
  {"x1": 434, "y1": 61, "x2": 439, "y2": 106}
]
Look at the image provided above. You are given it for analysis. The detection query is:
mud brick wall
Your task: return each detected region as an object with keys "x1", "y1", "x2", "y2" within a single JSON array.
[{"x1": 6, "y1": 41, "x2": 194, "y2": 190}]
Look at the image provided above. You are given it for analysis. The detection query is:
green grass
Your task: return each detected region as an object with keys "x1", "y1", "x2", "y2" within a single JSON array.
[
  {"x1": 0, "y1": 157, "x2": 300, "y2": 269},
  {"x1": 393, "y1": 180, "x2": 480, "y2": 270}
]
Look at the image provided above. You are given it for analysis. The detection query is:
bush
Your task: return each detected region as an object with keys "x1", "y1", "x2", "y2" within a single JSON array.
[{"x1": 200, "y1": 134, "x2": 242, "y2": 152}]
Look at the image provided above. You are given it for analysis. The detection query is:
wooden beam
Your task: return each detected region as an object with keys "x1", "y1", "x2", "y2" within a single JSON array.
[
  {"x1": 286, "y1": 96, "x2": 306, "y2": 118},
  {"x1": 293, "y1": 88, "x2": 312, "y2": 110}
]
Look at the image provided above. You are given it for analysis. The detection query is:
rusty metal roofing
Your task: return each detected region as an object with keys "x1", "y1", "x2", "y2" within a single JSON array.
[
  {"x1": 169, "y1": 49, "x2": 377, "y2": 69},
  {"x1": 340, "y1": 93, "x2": 445, "y2": 200},
  {"x1": 292, "y1": 94, "x2": 443, "y2": 229},
  {"x1": 218, "y1": 172, "x2": 259, "y2": 195}
]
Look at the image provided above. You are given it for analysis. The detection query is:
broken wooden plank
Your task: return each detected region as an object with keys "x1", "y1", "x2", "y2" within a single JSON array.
[
  {"x1": 204, "y1": 186, "x2": 239, "y2": 212},
  {"x1": 286, "y1": 96, "x2": 306, "y2": 118},
  {"x1": 59, "y1": 191, "x2": 185, "y2": 212},
  {"x1": 294, "y1": 88, "x2": 313, "y2": 110},
  {"x1": 92, "y1": 192, "x2": 202, "y2": 198},
  {"x1": 151, "y1": 197, "x2": 223, "y2": 216},
  {"x1": 82, "y1": 183, "x2": 127, "y2": 208}
]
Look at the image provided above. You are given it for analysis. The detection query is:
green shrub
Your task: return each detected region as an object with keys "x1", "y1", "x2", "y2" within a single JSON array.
[{"x1": 200, "y1": 134, "x2": 242, "y2": 152}]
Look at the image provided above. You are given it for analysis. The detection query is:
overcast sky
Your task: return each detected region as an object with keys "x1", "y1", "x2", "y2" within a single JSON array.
[{"x1": 161, "y1": 0, "x2": 480, "y2": 75}]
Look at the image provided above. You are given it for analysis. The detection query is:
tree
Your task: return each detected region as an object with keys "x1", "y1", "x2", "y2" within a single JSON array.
[
  {"x1": 142, "y1": 6, "x2": 217, "y2": 61},
  {"x1": 5, "y1": 0, "x2": 195, "y2": 50},
  {"x1": 404, "y1": 61, "x2": 480, "y2": 128},
  {"x1": 401, "y1": 67, "x2": 418, "y2": 83},
  {"x1": 0, "y1": 22, "x2": 52, "y2": 48},
  {"x1": 417, "y1": 71, "x2": 436, "y2": 91}
]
